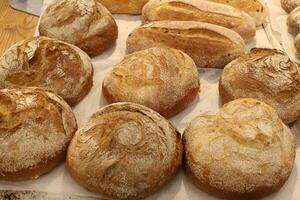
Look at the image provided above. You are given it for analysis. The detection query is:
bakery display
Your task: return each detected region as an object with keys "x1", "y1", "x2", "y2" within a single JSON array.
[
  {"x1": 96, "y1": 0, "x2": 150, "y2": 14},
  {"x1": 67, "y1": 102, "x2": 182, "y2": 199},
  {"x1": 207, "y1": 0, "x2": 267, "y2": 26},
  {"x1": 142, "y1": 0, "x2": 256, "y2": 42},
  {"x1": 281, "y1": 0, "x2": 300, "y2": 13},
  {"x1": 0, "y1": 87, "x2": 77, "y2": 181},
  {"x1": 288, "y1": 6, "x2": 300, "y2": 36},
  {"x1": 103, "y1": 47, "x2": 200, "y2": 118},
  {"x1": 127, "y1": 21, "x2": 245, "y2": 68},
  {"x1": 39, "y1": 0, "x2": 118, "y2": 56},
  {"x1": 219, "y1": 48, "x2": 300, "y2": 124},
  {"x1": 0, "y1": 36, "x2": 93, "y2": 106},
  {"x1": 183, "y1": 98, "x2": 296, "y2": 199}
]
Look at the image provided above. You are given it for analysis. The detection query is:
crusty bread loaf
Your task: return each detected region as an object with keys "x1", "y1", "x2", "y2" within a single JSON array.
[
  {"x1": 0, "y1": 36, "x2": 93, "y2": 106},
  {"x1": 183, "y1": 98, "x2": 296, "y2": 200},
  {"x1": 39, "y1": 0, "x2": 118, "y2": 56},
  {"x1": 281, "y1": 0, "x2": 300, "y2": 13},
  {"x1": 207, "y1": 0, "x2": 267, "y2": 26},
  {"x1": 142, "y1": 0, "x2": 256, "y2": 42},
  {"x1": 67, "y1": 102, "x2": 182, "y2": 199},
  {"x1": 103, "y1": 47, "x2": 200, "y2": 118},
  {"x1": 127, "y1": 21, "x2": 245, "y2": 69},
  {"x1": 0, "y1": 87, "x2": 77, "y2": 181},
  {"x1": 219, "y1": 48, "x2": 300, "y2": 124},
  {"x1": 287, "y1": 6, "x2": 300, "y2": 36},
  {"x1": 96, "y1": 0, "x2": 150, "y2": 14}
]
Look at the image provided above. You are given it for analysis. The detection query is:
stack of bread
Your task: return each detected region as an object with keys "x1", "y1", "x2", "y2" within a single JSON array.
[{"x1": 0, "y1": 0, "x2": 299, "y2": 199}]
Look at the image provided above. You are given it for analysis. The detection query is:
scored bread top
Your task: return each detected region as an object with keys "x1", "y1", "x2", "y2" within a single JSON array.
[
  {"x1": 0, "y1": 87, "x2": 77, "y2": 176},
  {"x1": 220, "y1": 48, "x2": 300, "y2": 124},
  {"x1": 0, "y1": 36, "x2": 93, "y2": 106},
  {"x1": 184, "y1": 98, "x2": 295, "y2": 198}
]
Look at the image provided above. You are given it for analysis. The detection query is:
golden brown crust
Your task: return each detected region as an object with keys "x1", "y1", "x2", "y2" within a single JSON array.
[
  {"x1": 39, "y1": 0, "x2": 118, "y2": 57},
  {"x1": 96, "y1": 0, "x2": 150, "y2": 14},
  {"x1": 67, "y1": 102, "x2": 182, "y2": 199},
  {"x1": 0, "y1": 36, "x2": 93, "y2": 106},
  {"x1": 0, "y1": 87, "x2": 77, "y2": 181},
  {"x1": 102, "y1": 47, "x2": 200, "y2": 118},
  {"x1": 127, "y1": 21, "x2": 245, "y2": 69},
  {"x1": 281, "y1": 0, "x2": 300, "y2": 13},
  {"x1": 183, "y1": 98, "x2": 296, "y2": 200},
  {"x1": 142, "y1": 0, "x2": 256, "y2": 42},
  {"x1": 207, "y1": 0, "x2": 267, "y2": 26},
  {"x1": 219, "y1": 48, "x2": 300, "y2": 124}
]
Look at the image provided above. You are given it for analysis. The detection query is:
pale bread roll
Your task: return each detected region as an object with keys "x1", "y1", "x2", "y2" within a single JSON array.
[
  {"x1": 207, "y1": 0, "x2": 267, "y2": 26},
  {"x1": 127, "y1": 21, "x2": 245, "y2": 69},
  {"x1": 0, "y1": 87, "x2": 77, "y2": 181},
  {"x1": 39, "y1": 0, "x2": 118, "y2": 56},
  {"x1": 219, "y1": 48, "x2": 300, "y2": 124},
  {"x1": 0, "y1": 36, "x2": 93, "y2": 106},
  {"x1": 67, "y1": 102, "x2": 182, "y2": 199},
  {"x1": 287, "y1": 6, "x2": 300, "y2": 35},
  {"x1": 281, "y1": 0, "x2": 300, "y2": 13},
  {"x1": 96, "y1": 0, "x2": 150, "y2": 14},
  {"x1": 183, "y1": 98, "x2": 296, "y2": 199},
  {"x1": 142, "y1": 0, "x2": 256, "y2": 42},
  {"x1": 102, "y1": 47, "x2": 200, "y2": 118}
]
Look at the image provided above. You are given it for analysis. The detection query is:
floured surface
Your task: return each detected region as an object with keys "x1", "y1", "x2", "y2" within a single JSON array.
[{"x1": 0, "y1": 0, "x2": 299, "y2": 199}]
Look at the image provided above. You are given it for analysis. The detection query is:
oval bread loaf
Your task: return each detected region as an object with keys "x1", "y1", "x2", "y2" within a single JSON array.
[
  {"x1": 0, "y1": 36, "x2": 93, "y2": 106},
  {"x1": 39, "y1": 0, "x2": 118, "y2": 56},
  {"x1": 207, "y1": 0, "x2": 267, "y2": 26},
  {"x1": 142, "y1": 0, "x2": 256, "y2": 42},
  {"x1": 67, "y1": 102, "x2": 182, "y2": 199},
  {"x1": 281, "y1": 0, "x2": 300, "y2": 13},
  {"x1": 127, "y1": 21, "x2": 245, "y2": 69},
  {"x1": 183, "y1": 98, "x2": 296, "y2": 199},
  {"x1": 96, "y1": 0, "x2": 150, "y2": 14},
  {"x1": 287, "y1": 6, "x2": 300, "y2": 36},
  {"x1": 0, "y1": 87, "x2": 77, "y2": 181},
  {"x1": 219, "y1": 48, "x2": 300, "y2": 124},
  {"x1": 103, "y1": 47, "x2": 200, "y2": 118}
]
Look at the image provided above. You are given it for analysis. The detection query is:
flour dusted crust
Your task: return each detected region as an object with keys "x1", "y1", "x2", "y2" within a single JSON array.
[
  {"x1": 0, "y1": 87, "x2": 77, "y2": 181},
  {"x1": 288, "y1": 6, "x2": 300, "y2": 36},
  {"x1": 0, "y1": 36, "x2": 93, "y2": 106},
  {"x1": 39, "y1": 0, "x2": 118, "y2": 56},
  {"x1": 127, "y1": 21, "x2": 245, "y2": 69},
  {"x1": 219, "y1": 48, "x2": 300, "y2": 124},
  {"x1": 281, "y1": 0, "x2": 300, "y2": 13},
  {"x1": 96, "y1": 0, "x2": 150, "y2": 14},
  {"x1": 67, "y1": 102, "x2": 182, "y2": 199},
  {"x1": 102, "y1": 47, "x2": 200, "y2": 118},
  {"x1": 207, "y1": 0, "x2": 267, "y2": 26},
  {"x1": 183, "y1": 98, "x2": 296, "y2": 199},
  {"x1": 142, "y1": 0, "x2": 256, "y2": 42}
]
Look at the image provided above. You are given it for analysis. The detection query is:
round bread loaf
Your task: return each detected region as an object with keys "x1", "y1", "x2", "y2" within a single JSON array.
[
  {"x1": 219, "y1": 48, "x2": 300, "y2": 124},
  {"x1": 96, "y1": 0, "x2": 150, "y2": 14},
  {"x1": 287, "y1": 6, "x2": 300, "y2": 36},
  {"x1": 281, "y1": 0, "x2": 300, "y2": 13},
  {"x1": 102, "y1": 47, "x2": 200, "y2": 118},
  {"x1": 39, "y1": 0, "x2": 118, "y2": 56},
  {"x1": 0, "y1": 87, "x2": 77, "y2": 181},
  {"x1": 0, "y1": 36, "x2": 93, "y2": 106},
  {"x1": 183, "y1": 98, "x2": 296, "y2": 200},
  {"x1": 67, "y1": 102, "x2": 182, "y2": 199}
]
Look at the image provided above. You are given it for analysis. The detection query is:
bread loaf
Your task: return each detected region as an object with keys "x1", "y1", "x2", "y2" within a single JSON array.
[
  {"x1": 281, "y1": 0, "x2": 300, "y2": 13},
  {"x1": 142, "y1": 0, "x2": 256, "y2": 42},
  {"x1": 287, "y1": 6, "x2": 300, "y2": 36},
  {"x1": 67, "y1": 102, "x2": 182, "y2": 199},
  {"x1": 103, "y1": 47, "x2": 200, "y2": 118},
  {"x1": 127, "y1": 21, "x2": 245, "y2": 68},
  {"x1": 39, "y1": 0, "x2": 118, "y2": 56},
  {"x1": 0, "y1": 87, "x2": 77, "y2": 181},
  {"x1": 295, "y1": 33, "x2": 300, "y2": 54},
  {"x1": 0, "y1": 36, "x2": 93, "y2": 106},
  {"x1": 183, "y1": 98, "x2": 295, "y2": 199},
  {"x1": 96, "y1": 0, "x2": 150, "y2": 14},
  {"x1": 219, "y1": 48, "x2": 300, "y2": 124},
  {"x1": 207, "y1": 0, "x2": 267, "y2": 26}
]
